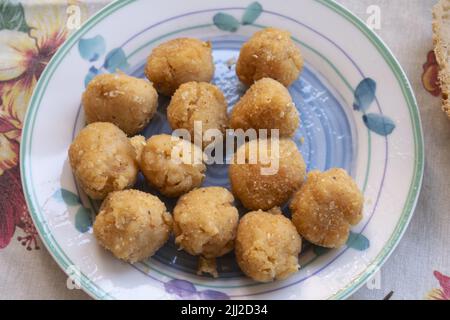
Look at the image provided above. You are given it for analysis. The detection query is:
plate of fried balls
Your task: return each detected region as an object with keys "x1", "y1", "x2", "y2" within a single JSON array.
[{"x1": 21, "y1": 0, "x2": 424, "y2": 300}]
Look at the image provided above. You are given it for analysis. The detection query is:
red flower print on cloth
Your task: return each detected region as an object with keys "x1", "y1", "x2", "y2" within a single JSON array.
[
  {"x1": 422, "y1": 50, "x2": 442, "y2": 97},
  {"x1": 426, "y1": 271, "x2": 450, "y2": 300}
]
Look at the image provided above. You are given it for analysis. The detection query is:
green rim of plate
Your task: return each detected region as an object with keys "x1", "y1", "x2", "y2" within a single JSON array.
[{"x1": 20, "y1": 0, "x2": 424, "y2": 300}]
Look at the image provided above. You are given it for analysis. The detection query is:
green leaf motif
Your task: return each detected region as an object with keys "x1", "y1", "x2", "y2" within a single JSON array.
[
  {"x1": 242, "y1": 2, "x2": 263, "y2": 25},
  {"x1": 53, "y1": 189, "x2": 80, "y2": 206},
  {"x1": 346, "y1": 231, "x2": 370, "y2": 251},
  {"x1": 75, "y1": 206, "x2": 92, "y2": 233},
  {"x1": 0, "y1": 0, "x2": 29, "y2": 32},
  {"x1": 213, "y1": 12, "x2": 240, "y2": 32}
]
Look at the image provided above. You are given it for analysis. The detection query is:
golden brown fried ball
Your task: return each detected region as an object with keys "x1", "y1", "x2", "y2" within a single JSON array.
[
  {"x1": 140, "y1": 134, "x2": 206, "y2": 197},
  {"x1": 167, "y1": 82, "x2": 228, "y2": 148},
  {"x1": 68, "y1": 122, "x2": 138, "y2": 200},
  {"x1": 93, "y1": 189, "x2": 172, "y2": 263},
  {"x1": 230, "y1": 78, "x2": 299, "y2": 137},
  {"x1": 83, "y1": 73, "x2": 158, "y2": 136},
  {"x1": 145, "y1": 38, "x2": 214, "y2": 96},
  {"x1": 290, "y1": 168, "x2": 364, "y2": 248},
  {"x1": 229, "y1": 138, "x2": 306, "y2": 210},
  {"x1": 236, "y1": 27, "x2": 303, "y2": 87},
  {"x1": 235, "y1": 210, "x2": 301, "y2": 282},
  {"x1": 173, "y1": 187, "x2": 239, "y2": 259}
]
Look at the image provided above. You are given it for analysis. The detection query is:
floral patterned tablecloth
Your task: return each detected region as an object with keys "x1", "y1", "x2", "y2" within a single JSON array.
[{"x1": 0, "y1": 0, "x2": 448, "y2": 300}]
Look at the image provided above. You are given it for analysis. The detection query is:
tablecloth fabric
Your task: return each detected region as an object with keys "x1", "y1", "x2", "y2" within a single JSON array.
[{"x1": 0, "y1": 0, "x2": 448, "y2": 300}]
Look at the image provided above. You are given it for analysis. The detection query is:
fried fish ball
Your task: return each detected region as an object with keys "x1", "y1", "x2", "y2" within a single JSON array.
[
  {"x1": 236, "y1": 27, "x2": 303, "y2": 87},
  {"x1": 145, "y1": 38, "x2": 214, "y2": 96},
  {"x1": 235, "y1": 210, "x2": 301, "y2": 282},
  {"x1": 83, "y1": 73, "x2": 158, "y2": 136},
  {"x1": 173, "y1": 187, "x2": 239, "y2": 259},
  {"x1": 93, "y1": 190, "x2": 172, "y2": 263},
  {"x1": 140, "y1": 134, "x2": 206, "y2": 197},
  {"x1": 167, "y1": 82, "x2": 228, "y2": 148},
  {"x1": 230, "y1": 78, "x2": 299, "y2": 137},
  {"x1": 68, "y1": 122, "x2": 138, "y2": 200},
  {"x1": 290, "y1": 168, "x2": 364, "y2": 248},
  {"x1": 229, "y1": 138, "x2": 306, "y2": 210}
]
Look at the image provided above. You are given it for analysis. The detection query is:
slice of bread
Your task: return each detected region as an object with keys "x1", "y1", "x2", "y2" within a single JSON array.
[{"x1": 433, "y1": 0, "x2": 450, "y2": 118}]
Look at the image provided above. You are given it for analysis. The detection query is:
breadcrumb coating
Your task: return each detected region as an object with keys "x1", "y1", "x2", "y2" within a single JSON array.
[
  {"x1": 173, "y1": 187, "x2": 239, "y2": 259},
  {"x1": 235, "y1": 210, "x2": 301, "y2": 282},
  {"x1": 229, "y1": 138, "x2": 306, "y2": 210},
  {"x1": 129, "y1": 135, "x2": 146, "y2": 162},
  {"x1": 140, "y1": 134, "x2": 206, "y2": 197},
  {"x1": 167, "y1": 82, "x2": 229, "y2": 148},
  {"x1": 230, "y1": 78, "x2": 299, "y2": 137}
]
